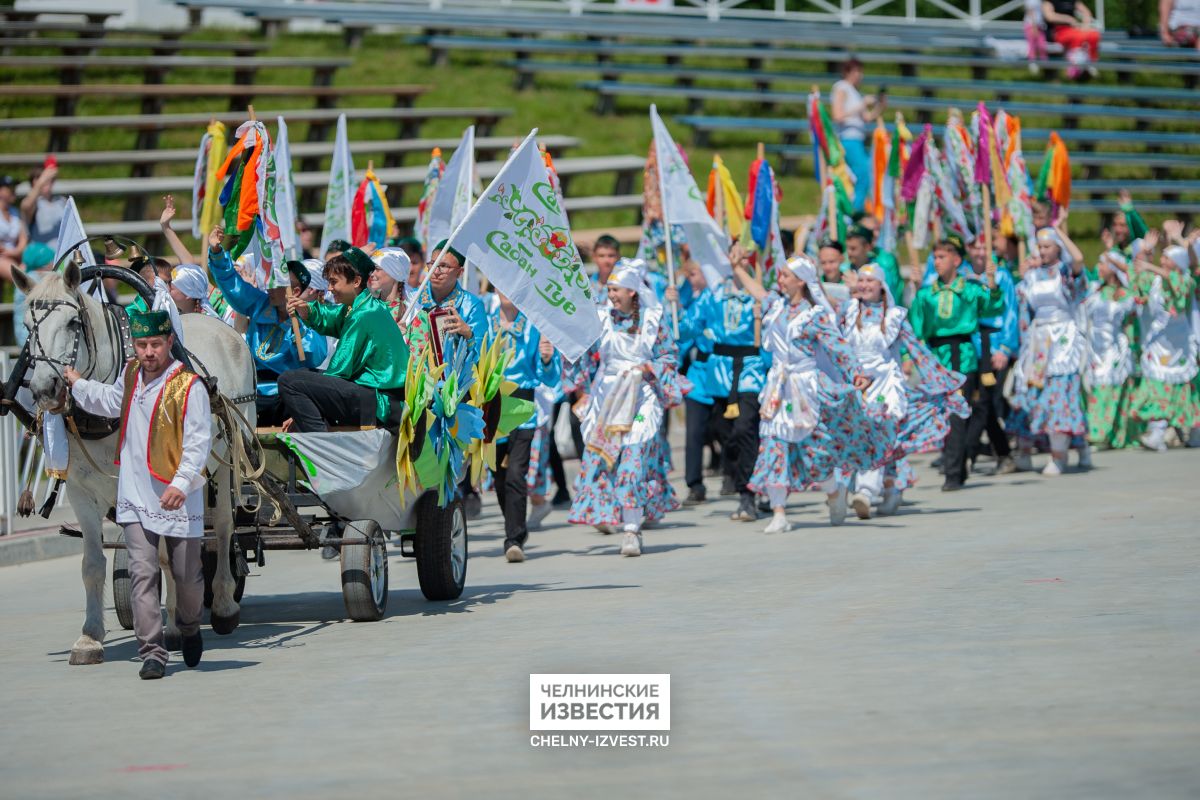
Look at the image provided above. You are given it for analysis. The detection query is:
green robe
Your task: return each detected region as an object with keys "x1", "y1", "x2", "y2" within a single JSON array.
[
  {"x1": 306, "y1": 290, "x2": 410, "y2": 423},
  {"x1": 908, "y1": 276, "x2": 1005, "y2": 374}
]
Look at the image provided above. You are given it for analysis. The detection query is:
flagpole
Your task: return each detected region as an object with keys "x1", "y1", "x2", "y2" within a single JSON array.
[
  {"x1": 401, "y1": 128, "x2": 540, "y2": 326},
  {"x1": 651, "y1": 105, "x2": 680, "y2": 339}
]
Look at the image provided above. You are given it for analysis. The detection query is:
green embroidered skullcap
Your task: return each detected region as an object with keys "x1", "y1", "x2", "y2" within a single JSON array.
[
  {"x1": 939, "y1": 233, "x2": 967, "y2": 257},
  {"x1": 129, "y1": 309, "x2": 172, "y2": 338},
  {"x1": 286, "y1": 259, "x2": 311, "y2": 291},
  {"x1": 342, "y1": 247, "x2": 376, "y2": 281},
  {"x1": 433, "y1": 239, "x2": 465, "y2": 266},
  {"x1": 847, "y1": 224, "x2": 875, "y2": 244}
]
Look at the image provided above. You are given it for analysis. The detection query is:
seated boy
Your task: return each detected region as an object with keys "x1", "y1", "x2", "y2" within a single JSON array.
[
  {"x1": 207, "y1": 230, "x2": 328, "y2": 426},
  {"x1": 281, "y1": 248, "x2": 410, "y2": 432}
]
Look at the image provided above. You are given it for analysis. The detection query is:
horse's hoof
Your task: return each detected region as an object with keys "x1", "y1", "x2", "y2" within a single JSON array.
[
  {"x1": 210, "y1": 610, "x2": 239, "y2": 635},
  {"x1": 164, "y1": 630, "x2": 183, "y2": 652},
  {"x1": 68, "y1": 646, "x2": 104, "y2": 665}
]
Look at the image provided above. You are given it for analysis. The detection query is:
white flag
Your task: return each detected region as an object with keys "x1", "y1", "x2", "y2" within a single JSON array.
[
  {"x1": 273, "y1": 116, "x2": 299, "y2": 258},
  {"x1": 449, "y1": 130, "x2": 601, "y2": 362},
  {"x1": 54, "y1": 197, "x2": 95, "y2": 269},
  {"x1": 427, "y1": 125, "x2": 475, "y2": 255},
  {"x1": 319, "y1": 113, "x2": 355, "y2": 257},
  {"x1": 649, "y1": 105, "x2": 732, "y2": 288}
]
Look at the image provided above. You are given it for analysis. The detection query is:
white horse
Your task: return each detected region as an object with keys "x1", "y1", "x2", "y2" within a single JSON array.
[{"x1": 12, "y1": 262, "x2": 257, "y2": 665}]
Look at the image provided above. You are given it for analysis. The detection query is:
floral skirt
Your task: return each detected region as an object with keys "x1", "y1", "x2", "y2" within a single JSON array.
[
  {"x1": 1008, "y1": 373, "x2": 1087, "y2": 437},
  {"x1": 897, "y1": 386, "x2": 969, "y2": 455},
  {"x1": 567, "y1": 436, "x2": 679, "y2": 527},
  {"x1": 1085, "y1": 381, "x2": 1140, "y2": 449},
  {"x1": 747, "y1": 397, "x2": 898, "y2": 496},
  {"x1": 525, "y1": 424, "x2": 553, "y2": 497},
  {"x1": 1128, "y1": 378, "x2": 1200, "y2": 430}
]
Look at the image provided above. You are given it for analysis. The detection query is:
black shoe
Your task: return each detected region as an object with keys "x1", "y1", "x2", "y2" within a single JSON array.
[
  {"x1": 719, "y1": 475, "x2": 737, "y2": 496},
  {"x1": 550, "y1": 489, "x2": 572, "y2": 510},
  {"x1": 182, "y1": 633, "x2": 203, "y2": 668},
  {"x1": 941, "y1": 481, "x2": 963, "y2": 492},
  {"x1": 139, "y1": 659, "x2": 166, "y2": 680},
  {"x1": 682, "y1": 486, "x2": 706, "y2": 506},
  {"x1": 465, "y1": 492, "x2": 483, "y2": 520}
]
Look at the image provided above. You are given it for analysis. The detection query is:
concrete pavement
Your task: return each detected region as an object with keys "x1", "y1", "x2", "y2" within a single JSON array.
[{"x1": 0, "y1": 448, "x2": 1197, "y2": 799}]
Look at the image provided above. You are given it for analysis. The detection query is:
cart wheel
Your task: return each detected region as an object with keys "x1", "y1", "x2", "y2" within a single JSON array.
[
  {"x1": 112, "y1": 548, "x2": 134, "y2": 631},
  {"x1": 415, "y1": 493, "x2": 467, "y2": 601},
  {"x1": 203, "y1": 544, "x2": 247, "y2": 609},
  {"x1": 340, "y1": 520, "x2": 388, "y2": 621}
]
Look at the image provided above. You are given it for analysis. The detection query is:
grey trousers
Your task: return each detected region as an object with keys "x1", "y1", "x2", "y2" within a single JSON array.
[{"x1": 123, "y1": 522, "x2": 203, "y2": 665}]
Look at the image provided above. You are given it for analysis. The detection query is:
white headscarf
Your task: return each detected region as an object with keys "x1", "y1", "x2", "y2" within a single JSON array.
[
  {"x1": 608, "y1": 257, "x2": 660, "y2": 311},
  {"x1": 1036, "y1": 226, "x2": 1072, "y2": 270},
  {"x1": 171, "y1": 263, "x2": 209, "y2": 301},
  {"x1": 855, "y1": 261, "x2": 895, "y2": 305},
  {"x1": 371, "y1": 247, "x2": 411, "y2": 283},
  {"x1": 300, "y1": 258, "x2": 328, "y2": 292},
  {"x1": 784, "y1": 254, "x2": 834, "y2": 314},
  {"x1": 1098, "y1": 250, "x2": 1129, "y2": 287},
  {"x1": 1164, "y1": 245, "x2": 1190, "y2": 274}
]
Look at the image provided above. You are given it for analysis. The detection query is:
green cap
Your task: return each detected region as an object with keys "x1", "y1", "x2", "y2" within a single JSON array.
[
  {"x1": 286, "y1": 259, "x2": 311, "y2": 291},
  {"x1": 342, "y1": 247, "x2": 376, "y2": 281},
  {"x1": 129, "y1": 309, "x2": 172, "y2": 339},
  {"x1": 433, "y1": 239, "x2": 465, "y2": 266}
]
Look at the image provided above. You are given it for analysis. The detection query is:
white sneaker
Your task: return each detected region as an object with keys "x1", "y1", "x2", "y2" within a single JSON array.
[
  {"x1": 827, "y1": 487, "x2": 848, "y2": 527},
  {"x1": 1041, "y1": 458, "x2": 1063, "y2": 476},
  {"x1": 1014, "y1": 452, "x2": 1034, "y2": 472},
  {"x1": 526, "y1": 502, "x2": 552, "y2": 531},
  {"x1": 620, "y1": 531, "x2": 642, "y2": 557},
  {"x1": 763, "y1": 515, "x2": 791, "y2": 534},
  {"x1": 878, "y1": 490, "x2": 902, "y2": 516},
  {"x1": 1139, "y1": 432, "x2": 1167, "y2": 453},
  {"x1": 849, "y1": 492, "x2": 872, "y2": 520}
]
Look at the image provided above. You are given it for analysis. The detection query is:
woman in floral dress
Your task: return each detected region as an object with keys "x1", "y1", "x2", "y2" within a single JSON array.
[
  {"x1": 1008, "y1": 223, "x2": 1090, "y2": 475},
  {"x1": 369, "y1": 246, "x2": 431, "y2": 357},
  {"x1": 567, "y1": 260, "x2": 683, "y2": 557},
  {"x1": 1081, "y1": 251, "x2": 1140, "y2": 449},
  {"x1": 840, "y1": 263, "x2": 970, "y2": 520},
  {"x1": 736, "y1": 252, "x2": 896, "y2": 533},
  {"x1": 1128, "y1": 234, "x2": 1200, "y2": 451}
]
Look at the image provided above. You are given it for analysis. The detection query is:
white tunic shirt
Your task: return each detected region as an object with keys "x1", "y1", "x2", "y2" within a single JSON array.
[{"x1": 71, "y1": 360, "x2": 212, "y2": 537}]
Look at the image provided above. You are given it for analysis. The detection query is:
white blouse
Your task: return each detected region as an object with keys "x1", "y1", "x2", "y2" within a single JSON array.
[{"x1": 71, "y1": 360, "x2": 212, "y2": 537}]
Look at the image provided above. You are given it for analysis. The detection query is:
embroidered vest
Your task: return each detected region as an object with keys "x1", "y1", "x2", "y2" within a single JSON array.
[{"x1": 114, "y1": 359, "x2": 201, "y2": 483}]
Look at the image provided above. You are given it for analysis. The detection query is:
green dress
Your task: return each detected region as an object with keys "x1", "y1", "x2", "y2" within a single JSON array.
[
  {"x1": 306, "y1": 290, "x2": 411, "y2": 424},
  {"x1": 1127, "y1": 268, "x2": 1200, "y2": 430},
  {"x1": 908, "y1": 276, "x2": 1005, "y2": 374},
  {"x1": 1080, "y1": 283, "x2": 1140, "y2": 448}
]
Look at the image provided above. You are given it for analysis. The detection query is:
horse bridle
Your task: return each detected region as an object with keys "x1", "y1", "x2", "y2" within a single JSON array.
[{"x1": 26, "y1": 291, "x2": 124, "y2": 388}]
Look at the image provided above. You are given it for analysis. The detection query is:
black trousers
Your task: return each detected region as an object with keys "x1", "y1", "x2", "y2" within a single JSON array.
[
  {"x1": 684, "y1": 398, "x2": 714, "y2": 490},
  {"x1": 942, "y1": 372, "x2": 981, "y2": 485},
  {"x1": 711, "y1": 393, "x2": 761, "y2": 494},
  {"x1": 277, "y1": 370, "x2": 378, "y2": 432},
  {"x1": 966, "y1": 365, "x2": 1011, "y2": 459},
  {"x1": 493, "y1": 428, "x2": 535, "y2": 550}
]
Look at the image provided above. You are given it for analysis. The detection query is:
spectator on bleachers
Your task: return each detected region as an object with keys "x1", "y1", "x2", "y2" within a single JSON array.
[
  {"x1": 297, "y1": 220, "x2": 317, "y2": 259},
  {"x1": 1025, "y1": 0, "x2": 1049, "y2": 74},
  {"x1": 1160, "y1": 0, "x2": 1200, "y2": 48},
  {"x1": 831, "y1": 58, "x2": 884, "y2": 213},
  {"x1": 0, "y1": 175, "x2": 28, "y2": 288},
  {"x1": 1041, "y1": 1, "x2": 1102, "y2": 78},
  {"x1": 19, "y1": 163, "x2": 68, "y2": 251}
]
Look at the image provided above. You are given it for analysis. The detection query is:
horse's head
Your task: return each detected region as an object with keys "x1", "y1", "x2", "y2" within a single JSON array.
[{"x1": 12, "y1": 262, "x2": 95, "y2": 413}]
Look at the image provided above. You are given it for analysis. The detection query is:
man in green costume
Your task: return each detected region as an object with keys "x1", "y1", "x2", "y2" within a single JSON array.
[
  {"x1": 908, "y1": 235, "x2": 1004, "y2": 492},
  {"x1": 281, "y1": 247, "x2": 410, "y2": 432}
]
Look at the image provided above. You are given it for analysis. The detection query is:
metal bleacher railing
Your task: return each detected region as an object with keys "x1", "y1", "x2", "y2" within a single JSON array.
[{"x1": 177, "y1": 0, "x2": 1103, "y2": 31}]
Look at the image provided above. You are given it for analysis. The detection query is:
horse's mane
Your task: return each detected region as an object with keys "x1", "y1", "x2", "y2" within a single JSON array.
[{"x1": 25, "y1": 270, "x2": 69, "y2": 301}]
